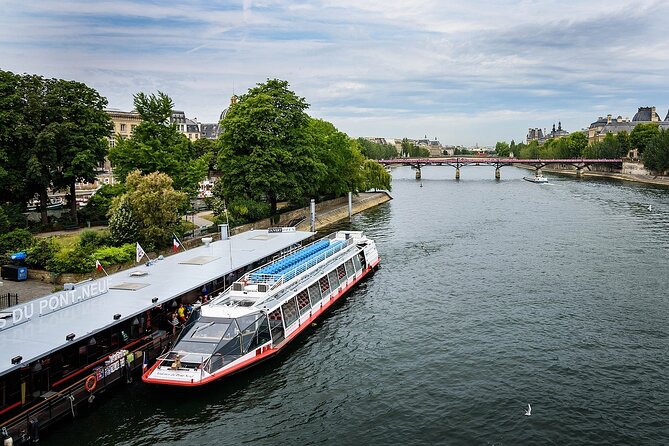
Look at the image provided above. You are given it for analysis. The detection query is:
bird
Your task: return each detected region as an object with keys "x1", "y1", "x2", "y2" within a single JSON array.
[
  {"x1": 648, "y1": 204, "x2": 652, "y2": 211},
  {"x1": 524, "y1": 404, "x2": 532, "y2": 416}
]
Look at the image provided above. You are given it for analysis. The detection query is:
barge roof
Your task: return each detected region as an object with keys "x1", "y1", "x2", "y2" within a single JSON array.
[{"x1": 0, "y1": 229, "x2": 314, "y2": 377}]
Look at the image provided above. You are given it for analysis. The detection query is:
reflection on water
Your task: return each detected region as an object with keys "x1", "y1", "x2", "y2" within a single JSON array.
[{"x1": 49, "y1": 166, "x2": 669, "y2": 445}]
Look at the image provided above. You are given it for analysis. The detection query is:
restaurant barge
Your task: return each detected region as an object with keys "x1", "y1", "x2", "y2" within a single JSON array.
[{"x1": 0, "y1": 228, "x2": 314, "y2": 445}]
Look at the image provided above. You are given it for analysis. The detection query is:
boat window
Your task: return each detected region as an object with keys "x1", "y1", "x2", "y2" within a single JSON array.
[
  {"x1": 191, "y1": 322, "x2": 231, "y2": 341},
  {"x1": 352, "y1": 255, "x2": 362, "y2": 272},
  {"x1": 308, "y1": 282, "x2": 322, "y2": 305},
  {"x1": 344, "y1": 259, "x2": 355, "y2": 278},
  {"x1": 247, "y1": 315, "x2": 271, "y2": 351},
  {"x1": 173, "y1": 339, "x2": 218, "y2": 355},
  {"x1": 327, "y1": 270, "x2": 340, "y2": 290},
  {"x1": 336, "y1": 265, "x2": 346, "y2": 280},
  {"x1": 281, "y1": 297, "x2": 299, "y2": 326},
  {"x1": 319, "y1": 276, "x2": 330, "y2": 296},
  {"x1": 357, "y1": 252, "x2": 366, "y2": 269},
  {"x1": 296, "y1": 289, "x2": 310, "y2": 315},
  {"x1": 268, "y1": 308, "x2": 284, "y2": 343}
]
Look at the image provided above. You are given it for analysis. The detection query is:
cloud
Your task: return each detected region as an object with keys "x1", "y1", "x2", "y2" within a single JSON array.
[{"x1": 1, "y1": 0, "x2": 668, "y2": 145}]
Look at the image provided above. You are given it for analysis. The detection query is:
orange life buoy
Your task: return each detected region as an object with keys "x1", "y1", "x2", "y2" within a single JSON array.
[{"x1": 85, "y1": 375, "x2": 97, "y2": 392}]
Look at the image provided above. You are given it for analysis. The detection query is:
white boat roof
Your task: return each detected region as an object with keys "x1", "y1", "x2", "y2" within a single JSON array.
[{"x1": 0, "y1": 229, "x2": 314, "y2": 377}]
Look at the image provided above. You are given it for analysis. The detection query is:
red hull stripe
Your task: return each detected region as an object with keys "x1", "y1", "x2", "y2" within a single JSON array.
[{"x1": 142, "y1": 257, "x2": 379, "y2": 386}]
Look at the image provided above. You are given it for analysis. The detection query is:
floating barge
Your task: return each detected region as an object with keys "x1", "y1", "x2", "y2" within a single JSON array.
[
  {"x1": 0, "y1": 228, "x2": 314, "y2": 445},
  {"x1": 143, "y1": 231, "x2": 379, "y2": 386}
]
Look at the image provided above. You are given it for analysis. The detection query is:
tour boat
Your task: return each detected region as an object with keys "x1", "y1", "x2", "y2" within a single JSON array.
[
  {"x1": 523, "y1": 174, "x2": 548, "y2": 184},
  {"x1": 142, "y1": 231, "x2": 379, "y2": 386}
]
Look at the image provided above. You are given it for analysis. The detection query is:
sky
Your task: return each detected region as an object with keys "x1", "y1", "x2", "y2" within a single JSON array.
[{"x1": 1, "y1": 0, "x2": 669, "y2": 146}]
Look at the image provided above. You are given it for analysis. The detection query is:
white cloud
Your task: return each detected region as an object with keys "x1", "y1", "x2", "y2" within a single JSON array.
[{"x1": 1, "y1": 0, "x2": 668, "y2": 145}]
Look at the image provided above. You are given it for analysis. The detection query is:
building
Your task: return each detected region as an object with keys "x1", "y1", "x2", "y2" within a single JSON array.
[
  {"x1": 587, "y1": 107, "x2": 669, "y2": 145},
  {"x1": 527, "y1": 122, "x2": 569, "y2": 144}
]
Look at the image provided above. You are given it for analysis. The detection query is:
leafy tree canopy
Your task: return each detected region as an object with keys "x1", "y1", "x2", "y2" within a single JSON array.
[
  {"x1": 217, "y1": 79, "x2": 323, "y2": 215},
  {"x1": 630, "y1": 123, "x2": 660, "y2": 154},
  {"x1": 643, "y1": 128, "x2": 669, "y2": 173},
  {"x1": 109, "y1": 91, "x2": 207, "y2": 195},
  {"x1": 495, "y1": 141, "x2": 510, "y2": 157}
]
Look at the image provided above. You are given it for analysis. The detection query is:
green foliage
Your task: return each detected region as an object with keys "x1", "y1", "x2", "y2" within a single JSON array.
[
  {"x1": 357, "y1": 138, "x2": 397, "y2": 159},
  {"x1": 0, "y1": 228, "x2": 34, "y2": 256},
  {"x1": 78, "y1": 229, "x2": 111, "y2": 251},
  {"x1": 0, "y1": 206, "x2": 9, "y2": 233},
  {"x1": 78, "y1": 183, "x2": 125, "y2": 224},
  {"x1": 495, "y1": 141, "x2": 510, "y2": 157},
  {"x1": 643, "y1": 128, "x2": 669, "y2": 173},
  {"x1": 567, "y1": 132, "x2": 588, "y2": 158},
  {"x1": 217, "y1": 79, "x2": 323, "y2": 216},
  {"x1": 400, "y1": 139, "x2": 430, "y2": 157},
  {"x1": 108, "y1": 195, "x2": 139, "y2": 245},
  {"x1": 453, "y1": 147, "x2": 473, "y2": 155},
  {"x1": 509, "y1": 140, "x2": 517, "y2": 157},
  {"x1": 192, "y1": 138, "x2": 219, "y2": 169},
  {"x1": 630, "y1": 123, "x2": 660, "y2": 154},
  {"x1": 583, "y1": 133, "x2": 626, "y2": 159},
  {"x1": 211, "y1": 193, "x2": 270, "y2": 226},
  {"x1": 46, "y1": 245, "x2": 94, "y2": 274},
  {"x1": 92, "y1": 243, "x2": 135, "y2": 266},
  {"x1": 26, "y1": 237, "x2": 58, "y2": 269},
  {"x1": 0, "y1": 70, "x2": 111, "y2": 226},
  {"x1": 108, "y1": 91, "x2": 207, "y2": 194},
  {"x1": 111, "y1": 170, "x2": 188, "y2": 249},
  {"x1": 361, "y1": 160, "x2": 392, "y2": 191}
]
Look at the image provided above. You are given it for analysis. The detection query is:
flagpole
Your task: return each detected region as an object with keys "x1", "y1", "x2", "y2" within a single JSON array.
[{"x1": 173, "y1": 232, "x2": 186, "y2": 252}]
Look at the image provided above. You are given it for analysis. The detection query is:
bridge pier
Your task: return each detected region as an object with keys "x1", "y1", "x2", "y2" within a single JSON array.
[
  {"x1": 495, "y1": 168, "x2": 500, "y2": 180},
  {"x1": 415, "y1": 168, "x2": 422, "y2": 180},
  {"x1": 576, "y1": 167, "x2": 583, "y2": 178},
  {"x1": 455, "y1": 167, "x2": 460, "y2": 180}
]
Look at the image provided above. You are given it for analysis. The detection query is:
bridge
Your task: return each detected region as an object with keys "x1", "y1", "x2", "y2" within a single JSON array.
[{"x1": 377, "y1": 157, "x2": 623, "y2": 180}]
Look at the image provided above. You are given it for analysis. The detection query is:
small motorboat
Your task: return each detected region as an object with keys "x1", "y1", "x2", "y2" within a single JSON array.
[{"x1": 523, "y1": 174, "x2": 548, "y2": 184}]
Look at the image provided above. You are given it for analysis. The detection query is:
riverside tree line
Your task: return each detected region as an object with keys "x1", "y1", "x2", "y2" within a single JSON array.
[
  {"x1": 0, "y1": 72, "x2": 391, "y2": 274},
  {"x1": 494, "y1": 123, "x2": 669, "y2": 173}
]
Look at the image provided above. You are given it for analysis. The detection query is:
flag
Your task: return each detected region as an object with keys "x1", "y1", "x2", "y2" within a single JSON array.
[
  {"x1": 173, "y1": 236, "x2": 181, "y2": 253},
  {"x1": 95, "y1": 259, "x2": 103, "y2": 271},
  {"x1": 142, "y1": 352, "x2": 148, "y2": 371},
  {"x1": 136, "y1": 242, "x2": 146, "y2": 263}
]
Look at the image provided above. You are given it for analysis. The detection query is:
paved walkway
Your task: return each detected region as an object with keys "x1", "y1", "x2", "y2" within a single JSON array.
[{"x1": 0, "y1": 278, "x2": 55, "y2": 306}]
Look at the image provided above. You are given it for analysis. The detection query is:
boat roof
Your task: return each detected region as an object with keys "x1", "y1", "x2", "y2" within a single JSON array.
[{"x1": 0, "y1": 229, "x2": 314, "y2": 377}]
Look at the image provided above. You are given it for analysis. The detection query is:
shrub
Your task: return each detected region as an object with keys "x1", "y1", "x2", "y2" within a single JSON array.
[
  {"x1": 92, "y1": 244, "x2": 135, "y2": 266},
  {"x1": 46, "y1": 245, "x2": 94, "y2": 274},
  {"x1": 0, "y1": 228, "x2": 34, "y2": 256},
  {"x1": 26, "y1": 238, "x2": 59, "y2": 269},
  {"x1": 79, "y1": 229, "x2": 112, "y2": 252}
]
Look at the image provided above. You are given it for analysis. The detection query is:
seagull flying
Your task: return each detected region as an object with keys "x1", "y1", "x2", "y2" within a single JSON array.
[{"x1": 525, "y1": 404, "x2": 531, "y2": 416}]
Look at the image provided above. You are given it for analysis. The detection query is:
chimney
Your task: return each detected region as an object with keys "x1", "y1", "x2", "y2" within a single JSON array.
[
  {"x1": 607, "y1": 114, "x2": 612, "y2": 124},
  {"x1": 651, "y1": 106, "x2": 658, "y2": 122}
]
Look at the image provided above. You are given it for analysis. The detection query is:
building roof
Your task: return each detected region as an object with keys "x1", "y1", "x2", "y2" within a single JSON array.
[
  {"x1": 0, "y1": 229, "x2": 314, "y2": 377},
  {"x1": 632, "y1": 107, "x2": 660, "y2": 122},
  {"x1": 200, "y1": 123, "x2": 221, "y2": 139}
]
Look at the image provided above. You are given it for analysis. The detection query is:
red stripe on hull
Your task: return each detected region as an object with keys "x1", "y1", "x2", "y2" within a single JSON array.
[{"x1": 142, "y1": 257, "x2": 379, "y2": 387}]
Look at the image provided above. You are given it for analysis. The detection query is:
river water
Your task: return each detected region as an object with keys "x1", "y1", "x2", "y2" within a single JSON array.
[{"x1": 49, "y1": 166, "x2": 669, "y2": 445}]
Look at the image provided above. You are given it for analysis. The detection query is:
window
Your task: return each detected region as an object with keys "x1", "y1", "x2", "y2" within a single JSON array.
[
  {"x1": 319, "y1": 275, "x2": 330, "y2": 296},
  {"x1": 120, "y1": 123, "x2": 126, "y2": 132},
  {"x1": 296, "y1": 289, "x2": 310, "y2": 315},
  {"x1": 281, "y1": 298, "x2": 299, "y2": 326},
  {"x1": 131, "y1": 124, "x2": 136, "y2": 132},
  {"x1": 353, "y1": 255, "x2": 362, "y2": 272},
  {"x1": 327, "y1": 270, "x2": 340, "y2": 290},
  {"x1": 337, "y1": 265, "x2": 347, "y2": 280},
  {"x1": 345, "y1": 259, "x2": 355, "y2": 278},
  {"x1": 308, "y1": 282, "x2": 322, "y2": 305}
]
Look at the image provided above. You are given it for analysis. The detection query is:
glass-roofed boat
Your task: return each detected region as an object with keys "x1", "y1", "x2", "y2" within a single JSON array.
[{"x1": 142, "y1": 231, "x2": 379, "y2": 386}]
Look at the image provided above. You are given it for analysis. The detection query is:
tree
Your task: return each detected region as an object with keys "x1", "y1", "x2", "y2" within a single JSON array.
[
  {"x1": 630, "y1": 123, "x2": 660, "y2": 155},
  {"x1": 108, "y1": 195, "x2": 139, "y2": 245},
  {"x1": 114, "y1": 170, "x2": 188, "y2": 249},
  {"x1": 44, "y1": 79, "x2": 112, "y2": 225},
  {"x1": 360, "y1": 160, "x2": 391, "y2": 191},
  {"x1": 643, "y1": 128, "x2": 669, "y2": 173},
  {"x1": 309, "y1": 119, "x2": 361, "y2": 198},
  {"x1": 616, "y1": 131, "x2": 631, "y2": 157},
  {"x1": 108, "y1": 91, "x2": 207, "y2": 195},
  {"x1": 509, "y1": 140, "x2": 517, "y2": 157},
  {"x1": 567, "y1": 132, "x2": 587, "y2": 158},
  {"x1": 495, "y1": 141, "x2": 510, "y2": 157},
  {"x1": 217, "y1": 79, "x2": 322, "y2": 216},
  {"x1": 357, "y1": 138, "x2": 397, "y2": 159}
]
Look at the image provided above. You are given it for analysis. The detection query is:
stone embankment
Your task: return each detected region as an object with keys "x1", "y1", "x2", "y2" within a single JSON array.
[{"x1": 518, "y1": 162, "x2": 669, "y2": 187}]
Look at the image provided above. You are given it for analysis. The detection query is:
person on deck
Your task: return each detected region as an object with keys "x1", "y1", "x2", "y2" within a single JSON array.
[{"x1": 177, "y1": 303, "x2": 186, "y2": 323}]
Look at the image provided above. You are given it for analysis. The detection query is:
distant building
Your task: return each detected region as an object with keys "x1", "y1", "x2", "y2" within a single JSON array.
[
  {"x1": 527, "y1": 121, "x2": 569, "y2": 144},
  {"x1": 587, "y1": 106, "x2": 669, "y2": 145}
]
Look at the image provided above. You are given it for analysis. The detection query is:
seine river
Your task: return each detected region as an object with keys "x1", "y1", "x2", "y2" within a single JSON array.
[{"x1": 49, "y1": 166, "x2": 669, "y2": 445}]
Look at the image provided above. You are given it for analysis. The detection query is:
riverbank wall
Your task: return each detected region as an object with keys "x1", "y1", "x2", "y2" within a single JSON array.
[
  {"x1": 230, "y1": 191, "x2": 392, "y2": 234},
  {"x1": 516, "y1": 162, "x2": 669, "y2": 187}
]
